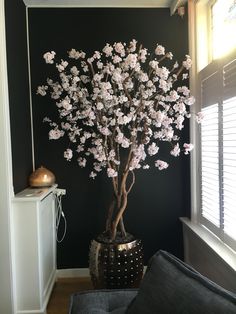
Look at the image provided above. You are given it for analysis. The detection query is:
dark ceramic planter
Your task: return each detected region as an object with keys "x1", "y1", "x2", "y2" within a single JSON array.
[{"x1": 89, "y1": 235, "x2": 144, "y2": 289}]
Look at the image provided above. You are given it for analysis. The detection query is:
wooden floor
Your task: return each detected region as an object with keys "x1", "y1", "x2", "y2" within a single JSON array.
[{"x1": 47, "y1": 277, "x2": 93, "y2": 314}]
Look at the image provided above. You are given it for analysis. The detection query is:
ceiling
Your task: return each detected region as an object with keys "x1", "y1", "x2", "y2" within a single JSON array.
[{"x1": 23, "y1": 0, "x2": 187, "y2": 15}]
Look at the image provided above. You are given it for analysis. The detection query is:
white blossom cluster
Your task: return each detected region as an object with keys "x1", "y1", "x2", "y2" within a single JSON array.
[{"x1": 38, "y1": 40, "x2": 202, "y2": 179}]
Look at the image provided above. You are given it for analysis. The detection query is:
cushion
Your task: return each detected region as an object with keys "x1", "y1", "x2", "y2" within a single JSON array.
[
  {"x1": 126, "y1": 250, "x2": 236, "y2": 314},
  {"x1": 69, "y1": 289, "x2": 137, "y2": 314}
]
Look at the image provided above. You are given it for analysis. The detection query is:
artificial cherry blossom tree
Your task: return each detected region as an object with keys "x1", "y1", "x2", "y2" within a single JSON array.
[{"x1": 37, "y1": 39, "x2": 202, "y2": 242}]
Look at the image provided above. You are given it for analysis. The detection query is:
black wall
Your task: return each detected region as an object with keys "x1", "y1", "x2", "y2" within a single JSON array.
[
  {"x1": 29, "y1": 8, "x2": 190, "y2": 268},
  {"x1": 5, "y1": 0, "x2": 33, "y2": 193}
]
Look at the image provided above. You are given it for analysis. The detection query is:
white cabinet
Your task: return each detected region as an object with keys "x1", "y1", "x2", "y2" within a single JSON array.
[{"x1": 12, "y1": 186, "x2": 57, "y2": 314}]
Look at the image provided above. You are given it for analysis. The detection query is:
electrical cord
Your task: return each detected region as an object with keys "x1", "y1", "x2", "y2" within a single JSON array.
[{"x1": 54, "y1": 193, "x2": 67, "y2": 243}]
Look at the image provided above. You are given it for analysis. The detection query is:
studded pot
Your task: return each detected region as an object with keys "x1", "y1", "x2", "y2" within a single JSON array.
[{"x1": 89, "y1": 234, "x2": 144, "y2": 289}]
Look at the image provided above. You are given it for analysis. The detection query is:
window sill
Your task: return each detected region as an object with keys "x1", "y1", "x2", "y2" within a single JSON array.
[{"x1": 180, "y1": 217, "x2": 236, "y2": 272}]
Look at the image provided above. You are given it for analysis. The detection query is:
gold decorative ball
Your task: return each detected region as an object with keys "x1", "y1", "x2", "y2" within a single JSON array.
[{"x1": 29, "y1": 166, "x2": 56, "y2": 187}]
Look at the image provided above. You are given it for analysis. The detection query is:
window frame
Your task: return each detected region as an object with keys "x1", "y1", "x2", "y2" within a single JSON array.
[{"x1": 188, "y1": 0, "x2": 236, "y2": 253}]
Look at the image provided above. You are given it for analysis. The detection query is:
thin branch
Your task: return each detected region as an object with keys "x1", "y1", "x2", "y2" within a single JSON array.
[
  {"x1": 105, "y1": 197, "x2": 116, "y2": 232},
  {"x1": 127, "y1": 170, "x2": 135, "y2": 194},
  {"x1": 88, "y1": 61, "x2": 95, "y2": 77},
  {"x1": 175, "y1": 65, "x2": 184, "y2": 78},
  {"x1": 119, "y1": 217, "x2": 127, "y2": 238}
]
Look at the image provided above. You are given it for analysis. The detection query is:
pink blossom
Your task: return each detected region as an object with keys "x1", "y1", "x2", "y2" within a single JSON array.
[
  {"x1": 182, "y1": 55, "x2": 192, "y2": 70},
  {"x1": 89, "y1": 111, "x2": 96, "y2": 120},
  {"x1": 196, "y1": 111, "x2": 204, "y2": 123},
  {"x1": 183, "y1": 143, "x2": 194, "y2": 155},
  {"x1": 166, "y1": 52, "x2": 173, "y2": 59},
  {"x1": 149, "y1": 60, "x2": 159, "y2": 70},
  {"x1": 121, "y1": 138, "x2": 130, "y2": 148},
  {"x1": 147, "y1": 143, "x2": 159, "y2": 156},
  {"x1": 81, "y1": 63, "x2": 89, "y2": 72},
  {"x1": 114, "y1": 42, "x2": 125, "y2": 56},
  {"x1": 107, "y1": 168, "x2": 118, "y2": 178},
  {"x1": 43, "y1": 51, "x2": 56, "y2": 64},
  {"x1": 97, "y1": 61, "x2": 103, "y2": 69},
  {"x1": 37, "y1": 85, "x2": 48, "y2": 96},
  {"x1": 129, "y1": 39, "x2": 137, "y2": 52},
  {"x1": 38, "y1": 40, "x2": 197, "y2": 182},
  {"x1": 175, "y1": 115, "x2": 185, "y2": 130},
  {"x1": 49, "y1": 129, "x2": 64, "y2": 140},
  {"x1": 93, "y1": 73, "x2": 103, "y2": 82},
  {"x1": 113, "y1": 55, "x2": 122, "y2": 64},
  {"x1": 56, "y1": 60, "x2": 68, "y2": 72},
  {"x1": 155, "y1": 44, "x2": 165, "y2": 55},
  {"x1": 170, "y1": 143, "x2": 180, "y2": 157},
  {"x1": 108, "y1": 149, "x2": 116, "y2": 160},
  {"x1": 89, "y1": 171, "x2": 97, "y2": 179},
  {"x1": 77, "y1": 145, "x2": 84, "y2": 153},
  {"x1": 102, "y1": 44, "x2": 113, "y2": 57},
  {"x1": 173, "y1": 61, "x2": 179, "y2": 69},
  {"x1": 173, "y1": 102, "x2": 186, "y2": 114},
  {"x1": 78, "y1": 157, "x2": 86, "y2": 167},
  {"x1": 117, "y1": 115, "x2": 131, "y2": 125},
  {"x1": 61, "y1": 122, "x2": 71, "y2": 130},
  {"x1": 159, "y1": 79, "x2": 168, "y2": 92},
  {"x1": 139, "y1": 72, "x2": 149, "y2": 82},
  {"x1": 166, "y1": 90, "x2": 179, "y2": 102},
  {"x1": 125, "y1": 54, "x2": 137, "y2": 69},
  {"x1": 68, "y1": 49, "x2": 86, "y2": 59},
  {"x1": 163, "y1": 128, "x2": 174, "y2": 140},
  {"x1": 96, "y1": 102, "x2": 104, "y2": 110},
  {"x1": 156, "y1": 66, "x2": 169, "y2": 80},
  {"x1": 115, "y1": 132, "x2": 124, "y2": 144},
  {"x1": 61, "y1": 98, "x2": 72, "y2": 111},
  {"x1": 93, "y1": 51, "x2": 101, "y2": 59},
  {"x1": 155, "y1": 111, "x2": 165, "y2": 124},
  {"x1": 155, "y1": 160, "x2": 169, "y2": 170},
  {"x1": 64, "y1": 148, "x2": 73, "y2": 161},
  {"x1": 140, "y1": 48, "x2": 148, "y2": 62},
  {"x1": 100, "y1": 127, "x2": 111, "y2": 136},
  {"x1": 177, "y1": 86, "x2": 190, "y2": 96},
  {"x1": 129, "y1": 145, "x2": 146, "y2": 170},
  {"x1": 185, "y1": 96, "x2": 195, "y2": 106},
  {"x1": 112, "y1": 68, "x2": 123, "y2": 83},
  {"x1": 70, "y1": 66, "x2": 79, "y2": 76},
  {"x1": 80, "y1": 136, "x2": 86, "y2": 144},
  {"x1": 94, "y1": 163, "x2": 102, "y2": 172}
]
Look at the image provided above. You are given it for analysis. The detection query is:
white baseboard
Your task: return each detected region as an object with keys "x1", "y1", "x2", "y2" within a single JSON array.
[{"x1": 56, "y1": 268, "x2": 90, "y2": 278}]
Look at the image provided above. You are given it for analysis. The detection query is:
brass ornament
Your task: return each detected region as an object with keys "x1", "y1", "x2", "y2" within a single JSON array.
[{"x1": 29, "y1": 166, "x2": 56, "y2": 187}]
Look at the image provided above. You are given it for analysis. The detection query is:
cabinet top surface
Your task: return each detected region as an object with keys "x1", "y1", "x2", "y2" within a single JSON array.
[{"x1": 13, "y1": 185, "x2": 57, "y2": 202}]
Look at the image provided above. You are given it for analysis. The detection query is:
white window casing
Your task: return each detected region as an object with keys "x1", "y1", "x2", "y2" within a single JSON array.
[{"x1": 188, "y1": 0, "x2": 236, "y2": 257}]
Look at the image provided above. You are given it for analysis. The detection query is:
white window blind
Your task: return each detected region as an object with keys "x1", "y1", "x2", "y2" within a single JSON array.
[
  {"x1": 199, "y1": 57, "x2": 236, "y2": 251},
  {"x1": 201, "y1": 104, "x2": 220, "y2": 227},
  {"x1": 222, "y1": 97, "x2": 236, "y2": 241}
]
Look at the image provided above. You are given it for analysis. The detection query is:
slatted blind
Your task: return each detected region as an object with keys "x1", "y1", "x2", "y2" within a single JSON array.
[
  {"x1": 222, "y1": 97, "x2": 236, "y2": 240},
  {"x1": 201, "y1": 104, "x2": 220, "y2": 227},
  {"x1": 201, "y1": 72, "x2": 219, "y2": 107},
  {"x1": 223, "y1": 59, "x2": 236, "y2": 100},
  {"x1": 199, "y1": 57, "x2": 236, "y2": 249}
]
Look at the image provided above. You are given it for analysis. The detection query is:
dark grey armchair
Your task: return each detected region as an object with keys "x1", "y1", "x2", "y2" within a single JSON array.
[{"x1": 69, "y1": 250, "x2": 236, "y2": 314}]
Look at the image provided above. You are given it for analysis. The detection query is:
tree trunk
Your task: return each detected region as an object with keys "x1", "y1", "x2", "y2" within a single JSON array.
[
  {"x1": 111, "y1": 188, "x2": 128, "y2": 241},
  {"x1": 107, "y1": 170, "x2": 134, "y2": 242}
]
